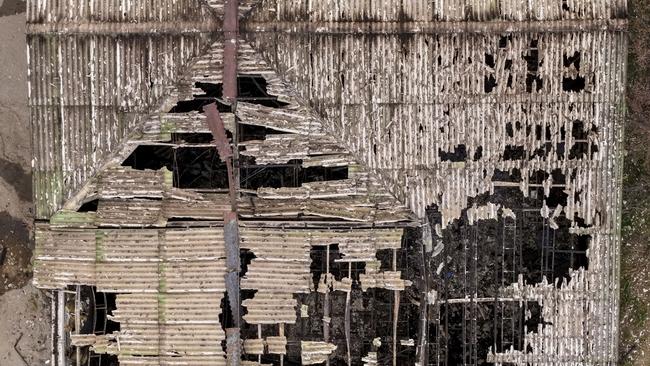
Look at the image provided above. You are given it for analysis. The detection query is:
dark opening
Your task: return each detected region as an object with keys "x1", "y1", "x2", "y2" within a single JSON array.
[
  {"x1": 88, "y1": 355, "x2": 118, "y2": 366},
  {"x1": 546, "y1": 186, "x2": 568, "y2": 210},
  {"x1": 505, "y1": 122, "x2": 514, "y2": 138},
  {"x1": 530, "y1": 143, "x2": 553, "y2": 160},
  {"x1": 237, "y1": 75, "x2": 290, "y2": 108},
  {"x1": 219, "y1": 293, "x2": 236, "y2": 341},
  {"x1": 569, "y1": 121, "x2": 598, "y2": 159},
  {"x1": 239, "y1": 289, "x2": 259, "y2": 343},
  {"x1": 556, "y1": 142, "x2": 566, "y2": 160},
  {"x1": 240, "y1": 161, "x2": 301, "y2": 189},
  {"x1": 240, "y1": 158, "x2": 348, "y2": 190},
  {"x1": 491, "y1": 168, "x2": 522, "y2": 183},
  {"x1": 524, "y1": 40, "x2": 543, "y2": 93},
  {"x1": 473, "y1": 146, "x2": 483, "y2": 161},
  {"x1": 174, "y1": 148, "x2": 229, "y2": 189},
  {"x1": 83, "y1": 287, "x2": 120, "y2": 366},
  {"x1": 122, "y1": 145, "x2": 174, "y2": 171},
  {"x1": 562, "y1": 0, "x2": 570, "y2": 11},
  {"x1": 526, "y1": 74, "x2": 544, "y2": 93},
  {"x1": 569, "y1": 142, "x2": 598, "y2": 160},
  {"x1": 439, "y1": 145, "x2": 468, "y2": 162},
  {"x1": 534, "y1": 124, "x2": 553, "y2": 141},
  {"x1": 498, "y1": 35, "x2": 512, "y2": 48},
  {"x1": 304, "y1": 165, "x2": 348, "y2": 182},
  {"x1": 170, "y1": 75, "x2": 291, "y2": 114},
  {"x1": 563, "y1": 51, "x2": 581, "y2": 69},
  {"x1": 441, "y1": 303, "x2": 499, "y2": 365},
  {"x1": 78, "y1": 199, "x2": 99, "y2": 212},
  {"x1": 239, "y1": 124, "x2": 289, "y2": 142},
  {"x1": 122, "y1": 146, "x2": 229, "y2": 189},
  {"x1": 484, "y1": 74, "x2": 497, "y2": 93},
  {"x1": 544, "y1": 169, "x2": 567, "y2": 205},
  {"x1": 195, "y1": 81, "x2": 223, "y2": 98},
  {"x1": 484, "y1": 53, "x2": 495, "y2": 68},
  {"x1": 562, "y1": 52, "x2": 584, "y2": 92},
  {"x1": 171, "y1": 133, "x2": 215, "y2": 144},
  {"x1": 571, "y1": 120, "x2": 588, "y2": 139},
  {"x1": 313, "y1": 244, "x2": 343, "y2": 285},
  {"x1": 240, "y1": 249, "x2": 255, "y2": 277},
  {"x1": 503, "y1": 145, "x2": 525, "y2": 160},
  {"x1": 562, "y1": 75, "x2": 585, "y2": 92},
  {"x1": 168, "y1": 98, "x2": 226, "y2": 114},
  {"x1": 377, "y1": 249, "x2": 393, "y2": 272},
  {"x1": 545, "y1": 217, "x2": 590, "y2": 286}
]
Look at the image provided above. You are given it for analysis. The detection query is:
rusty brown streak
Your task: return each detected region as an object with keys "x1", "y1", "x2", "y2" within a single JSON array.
[{"x1": 223, "y1": 0, "x2": 239, "y2": 101}]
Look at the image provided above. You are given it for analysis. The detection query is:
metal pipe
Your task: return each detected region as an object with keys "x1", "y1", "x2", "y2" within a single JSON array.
[
  {"x1": 75, "y1": 286, "x2": 81, "y2": 366},
  {"x1": 57, "y1": 290, "x2": 66, "y2": 366},
  {"x1": 223, "y1": 0, "x2": 239, "y2": 102}
]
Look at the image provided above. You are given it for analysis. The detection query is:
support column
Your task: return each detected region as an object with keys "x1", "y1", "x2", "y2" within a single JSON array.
[{"x1": 57, "y1": 290, "x2": 66, "y2": 366}]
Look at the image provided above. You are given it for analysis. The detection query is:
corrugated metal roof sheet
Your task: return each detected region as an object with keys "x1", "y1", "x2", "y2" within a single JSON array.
[
  {"x1": 29, "y1": 32, "x2": 214, "y2": 219},
  {"x1": 301, "y1": 341, "x2": 337, "y2": 365},
  {"x1": 35, "y1": 224, "x2": 228, "y2": 364},
  {"x1": 34, "y1": 226, "x2": 227, "y2": 290},
  {"x1": 250, "y1": 31, "x2": 626, "y2": 224},
  {"x1": 244, "y1": 6, "x2": 625, "y2": 363},
  {"x1": 249, "y1": 0, "x2": 626, "y2": 22},
  {"x1": 27, "y1": 0, "x2": 213, "y2": 23},
  {"x1": 243, "y1": 292, "x2": 298, "y2": 324},
  {"x1": 28, "y1": 0, "x2": 421, "y2": 364},
  {"x1": 27, "y1": 0, "x2": 627, "y2": 362}
]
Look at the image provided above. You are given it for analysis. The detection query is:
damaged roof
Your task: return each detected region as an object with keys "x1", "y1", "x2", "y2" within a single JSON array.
[{"x1": 29, "y1": 0, "x2": 627, "y2": 365}]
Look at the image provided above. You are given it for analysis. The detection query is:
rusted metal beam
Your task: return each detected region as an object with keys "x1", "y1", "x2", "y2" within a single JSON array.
[
  {"x1": 223, "y1": 0, "x2": 239, "y2": 102},
  {"x1": 323, "y1": 244, "x2": 331, "y2": 366},
  {"x1": 203, "y1": 103, "x2": 237, "y2": 209},
  {"x1": 203, "y1": 103, "x2": 241, "y2": 364},
  {"x1": 392, "y1": 249, "x2": 399, "y2": 366},
  {"x1": 208, "y1": 2, "x2": 241, "y2": 363},
  {"x1": 224, "y1": 211, "x2": 241, "y2": 322},
  {"x1": 226, "y1": 328, "x2": 242, "y2": 366},
  {"x1": 56, "y1": 291, "x2": 65, "y2": 366},
  {"x1": 344, "y1": 263, "x2": 352, "y2": 366},
  {"x1": 75, "y1": 285, "x2": 81, "y2": 366}
]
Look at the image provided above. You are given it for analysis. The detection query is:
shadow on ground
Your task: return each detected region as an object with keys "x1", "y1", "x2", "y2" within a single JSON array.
[{"x1": 0, "y1": 0, "x2": 25, "y2": 17}]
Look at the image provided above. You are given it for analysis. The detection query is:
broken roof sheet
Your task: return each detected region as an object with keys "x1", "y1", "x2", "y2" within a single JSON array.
[{"x1": 29, "y1": 0, "x2": 627, "y2": 364}]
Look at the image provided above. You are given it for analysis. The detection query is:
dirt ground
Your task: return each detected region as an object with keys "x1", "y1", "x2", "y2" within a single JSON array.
[
  {"x1": 0, "y1": 286, "x2": 52, "y2": 365},
  {"x1": 0, "y1": 2, "x2": 53, "y2": 365},
  {"x1": 618, "y1": 1, "x2": 650, "y2": 365}
]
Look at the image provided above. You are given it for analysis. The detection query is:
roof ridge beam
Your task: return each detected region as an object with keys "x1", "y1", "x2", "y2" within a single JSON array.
[
  {"x1": 27, "y1": 19, "x2": 220, "y2": 35},
  {"x1": 242, "y1": 18, "x2": 627, "y2": 35}
]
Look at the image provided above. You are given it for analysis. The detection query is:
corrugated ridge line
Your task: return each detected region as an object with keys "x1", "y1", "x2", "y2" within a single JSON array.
[
  {"x1": 27, "y1": 0, "x2": 212, "y2": 23},
  {"x1": 249, "y1": 0, "x2": 626, "y2": 22}
]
